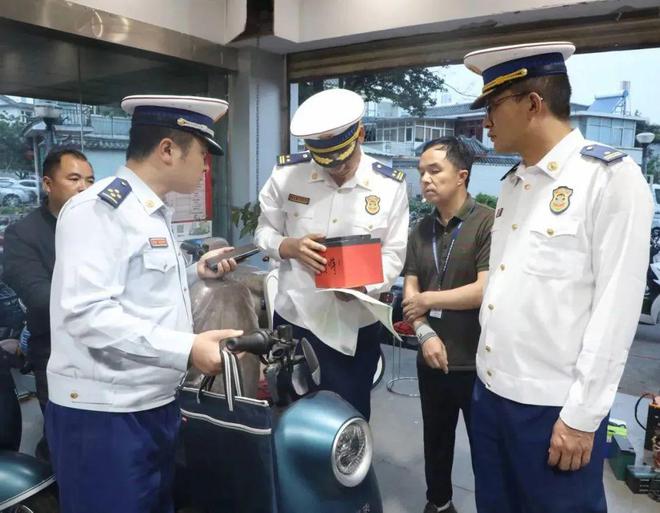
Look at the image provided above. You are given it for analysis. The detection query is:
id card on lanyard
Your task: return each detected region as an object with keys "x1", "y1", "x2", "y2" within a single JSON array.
[{"x1": 430, "y1": 206, "x2": 473, "y2": 318}]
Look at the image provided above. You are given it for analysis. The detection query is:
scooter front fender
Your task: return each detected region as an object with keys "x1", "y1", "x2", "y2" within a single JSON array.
[
  {"x1": 274, "y1": 391, "x2": 382, "y2": 513},
  {"x1": 0, "y1": 451, "x2": 55, "y2": 510}
]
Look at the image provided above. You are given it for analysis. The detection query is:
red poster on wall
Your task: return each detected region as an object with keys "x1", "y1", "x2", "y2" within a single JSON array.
[{"x1": 164, "y1": 154, "x2": 214, "y2": 241}]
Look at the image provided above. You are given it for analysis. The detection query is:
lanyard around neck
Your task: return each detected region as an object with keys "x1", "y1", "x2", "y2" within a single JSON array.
[{"x1": 431, "y1": 204, "x2": 475, "y2": 289}]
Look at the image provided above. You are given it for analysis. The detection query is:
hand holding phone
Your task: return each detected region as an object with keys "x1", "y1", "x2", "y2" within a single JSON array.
[{"x1": 204, "y1": 244, "x2": 261, "y2": 272}]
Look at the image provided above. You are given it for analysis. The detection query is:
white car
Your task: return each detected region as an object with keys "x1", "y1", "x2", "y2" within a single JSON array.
[
  {"x1": 0, "y1": 184, "x2": 31, "y2": 207},
  {"x1": 0, "y1": 178, "x2": 37, "y2": 204}
]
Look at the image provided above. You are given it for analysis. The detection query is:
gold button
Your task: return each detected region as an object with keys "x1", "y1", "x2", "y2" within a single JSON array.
[
  {"x1": 512, "y1": 224, "x2": 518, "y2": 230},
  {"x1": 332, "y1": 218, "x2": 338, "y2": 223},
  {"x1": 524, "y1": 183, "x2": 531, "y2": 190},
  {"x1": 70, "y1": 392, "x2": 79, "y2": 399},
  {"x1": 368, "y1": 225, "x2": 373, "y2": 230},
  {"x1": 363, "y1": 180, "x2": 369, "y2": 187},
  {"x1": 487, "y1": 370, "x2": 493, "y2": 377},
  {"x1": 547, "y1": 228, "x2": 555, "y2": 236},
  {"x1": 548, "y1": 161, "x2": 558, "y2": 171},
  {"x1": 500, "y1": 264, "x2": 505, "y2": 271},
  {"x1": 145, "y1": 199, "x2": 155, "y2": 208},
  {"x1": 311, "y1": 172, "x2": 318, "y2": 179},
  {"x1": 488, "y1": 304, "x2": 494, "y2": 310},
  {"x1": 485, "y1": 345, "x2": 492, "y2": 352},
  {"x1": 293, "y1": 212, "x2": 299, "y2": 217}
]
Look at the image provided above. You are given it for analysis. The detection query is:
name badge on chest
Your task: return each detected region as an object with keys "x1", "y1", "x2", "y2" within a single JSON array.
[{"x1": 149, "y1": 237, "x2": 169, "y2": 248}]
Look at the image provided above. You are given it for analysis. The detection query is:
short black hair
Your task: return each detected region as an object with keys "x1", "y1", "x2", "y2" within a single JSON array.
[
  {"x1": 43, "y1": 148, "x2": 89, "y2": 178},
  {"x1": 126, "y1": 125, "x2": 196, "y2": 161},
  {"x1": 506, "y1": 74, "x2": 572, "y2": 121},
  {"x1": 420, "y1": 136, "x2": 474, "y2": 187}
]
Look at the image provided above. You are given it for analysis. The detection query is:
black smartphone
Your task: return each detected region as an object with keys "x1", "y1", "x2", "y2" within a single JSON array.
[{"x1": 205, "y1": 244, "x2": 260, "y2": 271}]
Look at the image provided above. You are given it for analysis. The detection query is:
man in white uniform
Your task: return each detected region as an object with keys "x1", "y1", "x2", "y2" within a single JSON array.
[
  {"x1": 255, "y1": 88, "x2": 409, "y2": 419},
  {"x1": 463, "y1": 42, "x2": 653, "y2": 513},
  {"x1": 46, "y1": 95, "x2": 242, "y2": 513}
]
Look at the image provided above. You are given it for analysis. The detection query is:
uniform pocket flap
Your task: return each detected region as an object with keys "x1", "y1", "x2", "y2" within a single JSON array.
[
  {"x1": 283, "y1": 204, "x2": 314, "y2": 220},
  {"x1": 143, "y1": 250, "x2": 176, "y2": 272},
  {"x1": 530, "y1": 217, "x2": 579, "y2": 238}
]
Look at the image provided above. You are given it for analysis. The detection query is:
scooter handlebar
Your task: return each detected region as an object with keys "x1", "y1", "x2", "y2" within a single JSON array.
[{"x1": 225, "y1": 329, "x2": 272, "y2": 355}]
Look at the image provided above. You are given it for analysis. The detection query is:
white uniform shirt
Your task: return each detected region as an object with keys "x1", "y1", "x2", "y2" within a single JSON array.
[
  {"x1": 48, "y1": 166, "x2": 197, "y2": 412},
  {"x1": 478, "y1": 129, "x2": 653, "y2": 431},
  {"x1": 255, "y1": 151, "x2": 409, "y2": 334}
]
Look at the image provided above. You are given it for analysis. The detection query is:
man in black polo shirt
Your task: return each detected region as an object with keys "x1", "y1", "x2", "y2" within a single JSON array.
[{"x1": 402, "y1": 136, "x2": 493, "y2": 513}]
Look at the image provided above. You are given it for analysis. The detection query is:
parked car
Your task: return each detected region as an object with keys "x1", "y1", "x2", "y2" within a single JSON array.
[
  {"x1": 17, "y1": 179, "x2": 40, "y2": 199},
  {"x1": 0, "y1": 185, "x2": 31, "y2": 207},
  {"x1": 0, "y1": 178, "x2": 37, "y2": 204}
]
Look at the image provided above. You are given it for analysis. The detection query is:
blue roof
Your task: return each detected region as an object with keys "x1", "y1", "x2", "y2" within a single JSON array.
[{"x1": 587, "y1": 91, "x2": 628, "y2": 114}]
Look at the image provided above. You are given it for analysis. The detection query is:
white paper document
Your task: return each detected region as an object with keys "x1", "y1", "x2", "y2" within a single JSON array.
[{"x1": 288, "y1": 288, "x2": 401, "y2": 356}]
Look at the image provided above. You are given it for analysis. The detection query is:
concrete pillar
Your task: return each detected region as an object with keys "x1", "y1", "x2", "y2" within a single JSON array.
[{"x1": 226, "y1": 47, "x2": 287, "y2": 243}]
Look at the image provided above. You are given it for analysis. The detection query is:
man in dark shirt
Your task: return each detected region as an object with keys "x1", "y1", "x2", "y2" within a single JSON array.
[
  {"x1": 3, "y1": 148, "x2": 94, "y2": 415},
  {"x1": 402, "y1": 137, "x2": 492, "y2": 513}
]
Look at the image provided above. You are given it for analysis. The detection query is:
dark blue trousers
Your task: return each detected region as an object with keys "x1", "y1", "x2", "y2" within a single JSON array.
[
  {"x1": 45, "y1": 400, "x2": 180, "y2": 513},
  {"x1": 274, "y1": 311, "x2": 381, "y2": 420},
  {"x1": 471, "y1": 379, "x2": 608, "y2": 513}
]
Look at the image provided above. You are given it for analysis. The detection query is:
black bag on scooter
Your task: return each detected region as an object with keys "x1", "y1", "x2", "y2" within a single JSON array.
[{"x1": 178, "y1": 350, "x2": 277, "y2": 513}]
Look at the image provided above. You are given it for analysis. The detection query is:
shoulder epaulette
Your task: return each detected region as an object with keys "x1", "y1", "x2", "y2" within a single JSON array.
[
  {"x1": 98, "y1": 177, "x2": 131, "y2": 209},
  {"x1": 372, "y1": 162, "x2": 405, "y2": 182},
  {"x1": 500, "y1": 162, "x2": 520, "y2": 181},
  {"x1": 580, "y1": 144, "x2": 626, "y2": 164},
  {"x1": 276, "y1": 152, "x2": 312, "y2": 167}
]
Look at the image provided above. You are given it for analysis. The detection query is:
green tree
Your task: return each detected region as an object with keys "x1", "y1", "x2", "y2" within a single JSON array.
[
  {"x1": 634, "y1": 117, "x2": 660, "y2": 139},
  {"x1": 300, "y1": 67, "x2": 446, "y2": 117},
  {"x1": 408, "y1": 196, "x2": 434, "y2": 229},
  {"x1": 475, "y1": 193, "x2": 498, "y2": 209},
  {"x1": 0, "y1": 113, "x2": 32, "y2": 177}
]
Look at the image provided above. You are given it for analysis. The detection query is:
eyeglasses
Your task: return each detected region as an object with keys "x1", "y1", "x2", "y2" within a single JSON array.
[{"x1": 484, "y1": 92, "x2": 531, "y2": 118}]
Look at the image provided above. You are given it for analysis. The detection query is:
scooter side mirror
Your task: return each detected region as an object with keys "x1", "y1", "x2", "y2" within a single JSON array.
[
  {"x1": 291, "y1": 362, "x2": 310, "y2": 397},
  {"x1": 300, "y1": 338, "x2": 321, "y2": 386},
  {"x1": 0, "y1": 339, "x2": 19, "y2": 355}
]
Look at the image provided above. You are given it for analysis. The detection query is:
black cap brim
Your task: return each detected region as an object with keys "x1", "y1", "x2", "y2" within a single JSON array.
[
  {"x1": 203, "y1": 136, "x2": 224, "y2": 156},
  {"x1": 470, "y1": 89, "x2": 495, "y2": 110}
]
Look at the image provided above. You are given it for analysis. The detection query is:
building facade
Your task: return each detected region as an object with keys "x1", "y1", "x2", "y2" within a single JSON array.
[{"x1": 362, "y1": 91, "x2": 646, "y2": 198}]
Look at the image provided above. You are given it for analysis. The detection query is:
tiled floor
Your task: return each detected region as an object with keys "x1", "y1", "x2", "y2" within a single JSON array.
[{"x1": 370, "y1": 342, "x2": 659, "y2": 513}]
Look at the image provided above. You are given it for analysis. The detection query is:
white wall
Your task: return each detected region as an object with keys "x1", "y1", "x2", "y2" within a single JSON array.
[
  {"x1": 468, "y1": 163, "x2": 510, "y2": 198},
  {"x1": 69, "y1": 0, "x2": 246, "y2": 44},
  {"x1": 275, "y1": 0, "x2": 659, "y2": 44},
  {"x1": 69, "y1": 0, "x2": 660, "y2": 50},
  {"x1": 84, "y1": 149, "x2": 126, "y2": 181}
]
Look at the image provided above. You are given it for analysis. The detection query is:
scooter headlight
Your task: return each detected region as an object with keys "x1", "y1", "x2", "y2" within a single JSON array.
[{"x1": 331, "y1": 417, "x2": 373, "y2": 487}]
